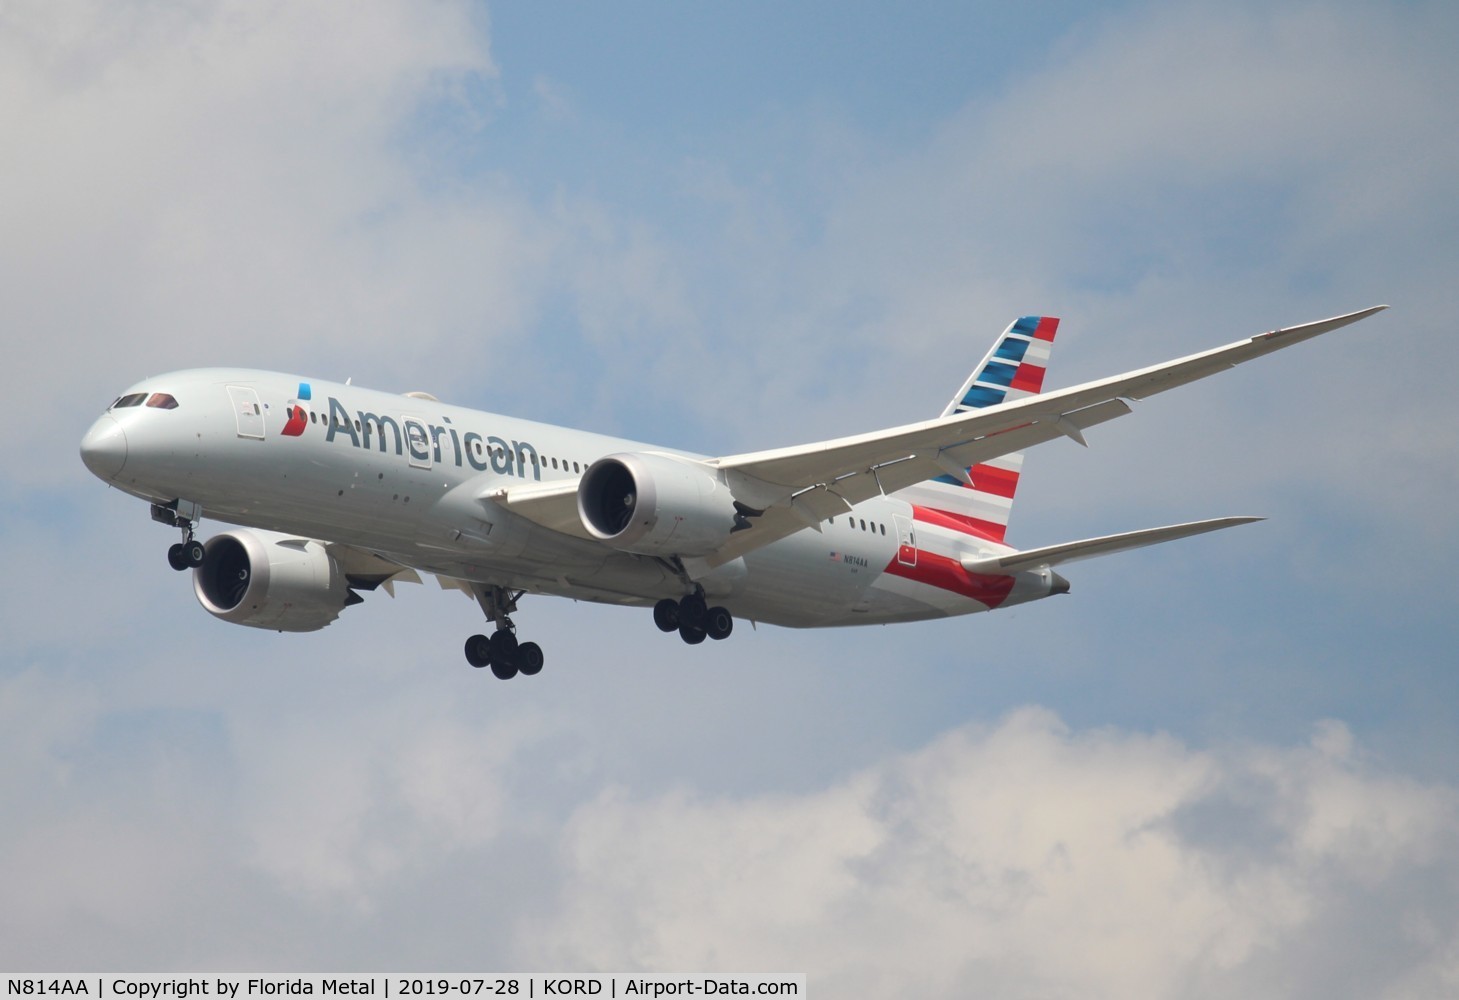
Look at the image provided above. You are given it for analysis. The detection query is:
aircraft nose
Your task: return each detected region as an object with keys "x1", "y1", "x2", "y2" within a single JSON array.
[{"x1": 80, "y1": 414, "x2": 128, "y2": 480}]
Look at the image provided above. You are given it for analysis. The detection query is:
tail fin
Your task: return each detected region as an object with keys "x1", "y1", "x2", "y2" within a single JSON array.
[{"x1": 894, "y1": 315, "x2": 1058, "y2": 543}]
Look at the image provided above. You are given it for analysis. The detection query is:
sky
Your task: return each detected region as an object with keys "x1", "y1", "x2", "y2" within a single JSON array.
[{"x1": 2, "y1": 0, "x2": 1458, "y2": 995}]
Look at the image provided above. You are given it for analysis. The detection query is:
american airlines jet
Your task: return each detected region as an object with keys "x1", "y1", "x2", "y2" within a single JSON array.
[{"x1": 80, "y1": 306, "x2": 1385, "y2": 678}]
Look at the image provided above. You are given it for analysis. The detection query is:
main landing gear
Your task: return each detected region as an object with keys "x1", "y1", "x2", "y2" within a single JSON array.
[
  {"x1": 155, "y1": 501, "x2": 205, "y2": 571},
  {"x1": 465, "y1": 584, "x2": 544, "y2": 680},
  {"x1": 653, "y1": 591, "x2": 734, "y2": 645}
]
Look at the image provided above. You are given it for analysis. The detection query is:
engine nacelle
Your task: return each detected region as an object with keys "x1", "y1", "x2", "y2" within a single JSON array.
[
  {"x1": 578, "y1": 452, "x2": 738, "y2": 556},
  {"x1": 193, "y1": 529, "x2": 354, "y2": 632}
]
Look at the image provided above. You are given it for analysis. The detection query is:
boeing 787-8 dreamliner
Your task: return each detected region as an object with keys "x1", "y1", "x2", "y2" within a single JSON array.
[{"x1": 80, "y1": 306, "x2": 1386, "y2": 678}]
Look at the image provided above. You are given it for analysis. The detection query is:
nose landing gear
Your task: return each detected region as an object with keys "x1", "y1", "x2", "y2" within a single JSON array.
[
  {"x1": 156, "y1": 501, "x2": 205, "y2": 571},
  {"x1": 166, "y1": 539, "x2": 205, "y2": 571}
]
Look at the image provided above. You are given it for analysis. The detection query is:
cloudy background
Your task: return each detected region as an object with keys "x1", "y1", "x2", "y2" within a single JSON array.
[{"x1": 3, "y1": 0, "x2": 1457, "y2": 995}]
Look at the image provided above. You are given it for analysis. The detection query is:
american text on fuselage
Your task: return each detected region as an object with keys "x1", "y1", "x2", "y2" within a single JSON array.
[{"x1": 322, "y1": 395, "x2": 544, "y2": 480}]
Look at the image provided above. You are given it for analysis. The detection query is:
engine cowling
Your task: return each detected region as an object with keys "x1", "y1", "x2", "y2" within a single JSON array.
[
  {"x1": 193, "y1": 529, "x2": 354, "y2": 632},
  {"x1": 578, "y1": 452, "x2": 738, "y2": 556}
]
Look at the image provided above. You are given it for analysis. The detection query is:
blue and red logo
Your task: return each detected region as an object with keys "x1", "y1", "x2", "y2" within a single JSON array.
[
  {"x1": 281, "y1": 405, "x2": 308, "y2": 436},
  {"x1": 280, "y1": 382, "x2": 311, "y2": 437}
]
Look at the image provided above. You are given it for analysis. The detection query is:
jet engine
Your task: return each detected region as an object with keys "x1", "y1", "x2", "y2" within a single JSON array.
[
  {"x1": 193, "y1": 529, "x2": 356, "y2": 632},
  {"x1": 578, "y1": 452, "x2": 740, "y2": 556}
]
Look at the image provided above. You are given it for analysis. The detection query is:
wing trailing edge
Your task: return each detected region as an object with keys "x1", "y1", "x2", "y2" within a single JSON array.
[{"x1": 959, "y1": 516, "x2": 1264, "y2": 575}]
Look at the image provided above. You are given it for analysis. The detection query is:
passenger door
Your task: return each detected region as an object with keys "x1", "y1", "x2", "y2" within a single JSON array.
[
  {"x1": 227, "y1": 385, "x2": 265, "y2": 439},
  {"x1": 894, "y1": 514, "x2": 917, "y2": 567}
]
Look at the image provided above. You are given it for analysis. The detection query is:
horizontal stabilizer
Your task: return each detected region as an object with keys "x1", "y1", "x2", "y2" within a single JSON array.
[{"x1": 960, "y1": 516, "x2": 1264, "y2": 575}]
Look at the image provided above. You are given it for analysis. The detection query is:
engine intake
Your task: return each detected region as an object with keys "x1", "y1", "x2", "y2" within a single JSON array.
[
  {"x1": 578, "y1": 452, "x2": 738, "y2": 556},
  {"x1": 194, "y1": 529, "x2": 354, "y2": 632}
]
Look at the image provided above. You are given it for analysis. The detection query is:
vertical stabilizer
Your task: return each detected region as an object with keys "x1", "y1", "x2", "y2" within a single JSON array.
[{"x1": 893, "y1": 316, "x2": 1058, "y2": 543}]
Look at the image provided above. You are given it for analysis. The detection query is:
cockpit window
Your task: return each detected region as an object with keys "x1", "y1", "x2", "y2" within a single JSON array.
[
  {"x1": 112, "y1": 393, "x2": 148, "y2": 408},
  {"x1": 146, "y1": 393, "x2": 179, "y2": 409}
]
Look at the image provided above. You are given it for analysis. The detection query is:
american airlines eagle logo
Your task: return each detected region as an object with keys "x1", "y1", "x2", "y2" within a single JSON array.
[
  {"x1": 281, "y1": 405, "x2": 308, "y2": 437},
  {"x1": 281, "y1": 381, "x2": 311, "y2": 437}
]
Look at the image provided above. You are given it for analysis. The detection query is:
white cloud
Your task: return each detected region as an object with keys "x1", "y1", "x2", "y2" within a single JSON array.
[
  {"x1": 1, "y1": 0, "x2": 522, "y2": 490},
  {"x1": 7, "y1": 673, "x2": 1455, "y2": 995},
  {"x1": 528, "y1": 708, "x2": 1459, "y2": 999}
]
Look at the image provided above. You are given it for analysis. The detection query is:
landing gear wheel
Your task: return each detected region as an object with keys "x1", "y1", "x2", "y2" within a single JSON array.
[
  {"x1": 678, "y1": 593, "x2": 707, "y2": 630},
  {"x1": 653, "y1": 598, "x2": 680, "y2": 632},
  {"x1": 183, "y1": 539, "x2": 206, "y2": 567},
  {"x1": 490, "y1": 658, "x2": 519, "y2": 680},
  {"x1": 679, "y1": 622, "x2": 707, "y2": 645},
  {"x1": 464, "y1": 634, "x2": 492, "y2": 668},
  {"x1": 516, "y1": 641, "x2": 544, "y2": 676},
  {"x1": 167, "y1": 543, "x2": 189, "y2": 572},
  {"x1": 705, "y1": 606, "x2": 733, "y2": 641},
  {"x1": 489, "y1": 629, "x2": 519, "y2": 662}
]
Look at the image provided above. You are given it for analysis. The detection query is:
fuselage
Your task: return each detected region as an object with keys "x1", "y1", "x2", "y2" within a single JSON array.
[{"x1": 80, "y1": 368, "x2": 1058, "y2": 629}]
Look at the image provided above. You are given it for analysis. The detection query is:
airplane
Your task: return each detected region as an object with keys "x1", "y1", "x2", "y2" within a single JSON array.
[{"x1": 80, "y1": 305, "x2": 1386, "y2": 679}]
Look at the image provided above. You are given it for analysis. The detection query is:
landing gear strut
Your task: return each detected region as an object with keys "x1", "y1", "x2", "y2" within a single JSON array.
[
  {"x1": 465, "y1": 584, "x2": 544, "y2": 679},
  {"x1": 156, "y1": 501, "x2": 205, "y2": 571},
  {"x1": 653, "y1": 591, "x2": 734, "y2": 645}
]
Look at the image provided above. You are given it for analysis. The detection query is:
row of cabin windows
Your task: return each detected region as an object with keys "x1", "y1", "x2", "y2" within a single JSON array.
[
  {"x1": 112, "y1": 391, "x2": 895, "y2": 538},
  {"x1": 110, "y1": 392, "x2": 179, "y2": 410},
  {"x1": 104, "y1": 393, "x2": 896, "y2": 537},
  {"x1": 830, "y1": 516, "x2": 887, "y2": 536}
]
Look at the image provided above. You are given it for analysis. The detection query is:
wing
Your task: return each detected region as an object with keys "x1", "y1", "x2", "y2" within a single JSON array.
[
  {"x1": 696, "y1": 305, "x2": 1385, "y2": 564},
  {"x1": 323, "y1": 541, "x2": 424, "y2": 595},
  {"x1": 485, "y1": 478, "x2": 594, "y2": 540},
  {"x1": 498, "y1": 305, "x2": 1386, "y2": 566}
]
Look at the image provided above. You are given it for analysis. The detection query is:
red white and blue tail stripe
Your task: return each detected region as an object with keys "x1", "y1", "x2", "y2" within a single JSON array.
[{"x1": 893, "y1": 316, "x2": 1058, "y2": 544}]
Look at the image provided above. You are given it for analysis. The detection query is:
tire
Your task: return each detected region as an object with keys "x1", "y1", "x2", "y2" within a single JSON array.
[
  {"x1": 705, "y1": 606, "x2": 733, "y2": 641},
  {"x1": 184, "y1": 539, "x2": 206, "y2": 567},
  {"x1": 464, "y1": 634, "x2": 492, "y2": 668},
  {"x1": 678, "y1": 593, "x2": 707, "y2": 630},
  {"x1": 167, "y1": 543, "x2": 189, "y2": 572},
  {"x1": 489, "y1": 629, "x2": 519, "y2": 661},
  {"x1": 679, "y1": 622, "x2": 707, "y2": 645},
  {"x1": 490, "y1": 659, "x2": 518, "y2": 680},
  {"x1": 516, "y1": 641, "x2": 544, "y2": 676},
  {"x1": 653, "y1": 598, "x2": 680, "y2": 632}
]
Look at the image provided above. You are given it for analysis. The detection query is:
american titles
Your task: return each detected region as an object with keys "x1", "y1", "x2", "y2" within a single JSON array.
[{"x1": 320, "y1": 396, "x2": 541, "y2": 480}]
